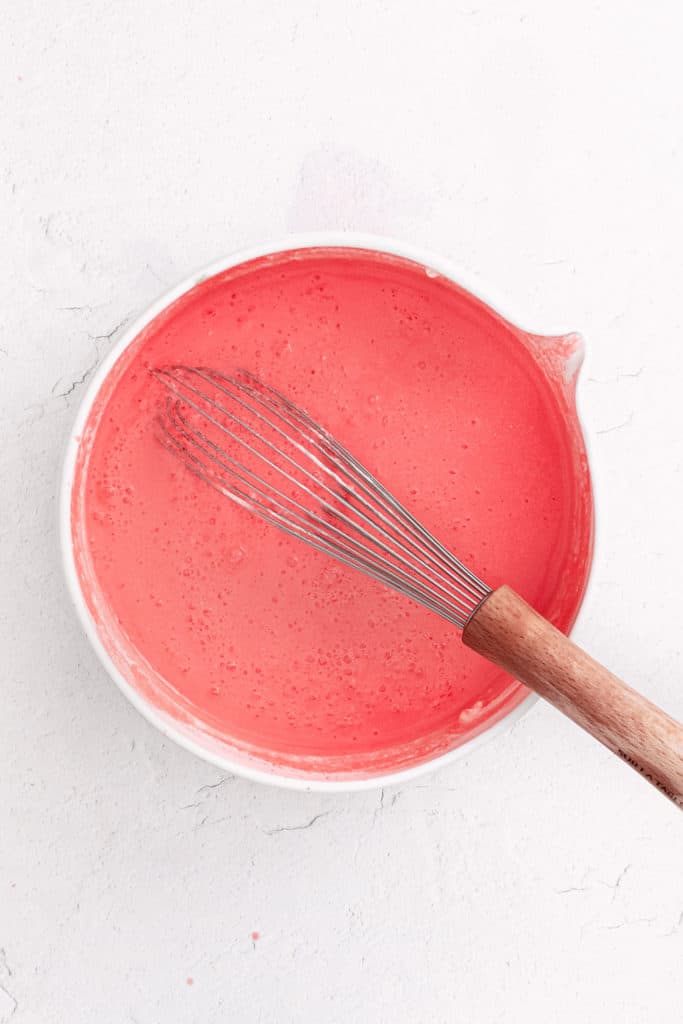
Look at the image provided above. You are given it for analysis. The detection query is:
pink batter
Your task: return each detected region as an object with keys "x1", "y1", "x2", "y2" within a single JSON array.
[{"x1": 71, "y1": 248, "x2": 593, "y2": 775}]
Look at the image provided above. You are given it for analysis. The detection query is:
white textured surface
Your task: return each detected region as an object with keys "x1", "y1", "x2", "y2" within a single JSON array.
[{"x1": 2, "y1": 2, "x2": 682, "y2": 1021}]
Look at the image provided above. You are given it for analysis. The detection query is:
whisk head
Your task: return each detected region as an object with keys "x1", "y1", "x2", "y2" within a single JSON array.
[{"x1": 152, "y1": 366, "x2": 491, "y2": 628}]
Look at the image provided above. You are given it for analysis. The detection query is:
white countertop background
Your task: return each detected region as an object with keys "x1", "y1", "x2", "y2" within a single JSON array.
[{"x1": 2, "y1": 2, "x2": 682, "y2": 1021}]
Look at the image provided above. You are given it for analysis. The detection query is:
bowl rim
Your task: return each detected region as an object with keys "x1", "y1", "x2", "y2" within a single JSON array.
[{"x1": 59, "y1": 231, "x2": 595, "y2": 792}]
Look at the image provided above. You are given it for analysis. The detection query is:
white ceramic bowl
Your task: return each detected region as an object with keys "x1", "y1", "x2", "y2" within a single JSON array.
[{"x1": 60, "y1": 233, "x2": 595, "y2": 791}]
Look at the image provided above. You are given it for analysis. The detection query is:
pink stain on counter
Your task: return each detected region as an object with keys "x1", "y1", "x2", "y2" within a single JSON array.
[{"x1": 70, "y1": 248, "x2": 593, "y2": 777}]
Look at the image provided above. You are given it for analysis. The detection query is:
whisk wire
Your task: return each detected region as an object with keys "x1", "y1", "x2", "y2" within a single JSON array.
[
  {"x1": 153, "y1": 367, "x2": 491, "y2": 627},
  {"x1": 165, "y1": 398, "x2": 478, "y2": 624},
  {"x1": 228, "y1": 369, "x2": 489, "y2": 604},
  {"x1": 198, "y1": 368, "x2": 487, "y2": 608}
]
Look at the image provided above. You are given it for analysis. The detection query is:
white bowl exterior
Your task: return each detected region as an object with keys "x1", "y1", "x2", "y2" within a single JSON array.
[{"x1": 60, "y1": 232, "x2": 595, "y2": 792}]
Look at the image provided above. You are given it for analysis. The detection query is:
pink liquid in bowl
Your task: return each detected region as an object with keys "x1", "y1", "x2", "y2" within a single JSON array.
[{"x1": 70, "y1": 247, "x2": 593, "y2": 779}]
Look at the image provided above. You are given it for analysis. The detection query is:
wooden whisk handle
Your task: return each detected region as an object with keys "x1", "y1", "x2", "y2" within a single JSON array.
[{"x1": 463, "y1": 586, "x2": 683, "y2": 808}]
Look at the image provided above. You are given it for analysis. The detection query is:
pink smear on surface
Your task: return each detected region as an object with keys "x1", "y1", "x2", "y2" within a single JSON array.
[{"x1": 71, "y1": 248, "x2": 593, "y2": 777}]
